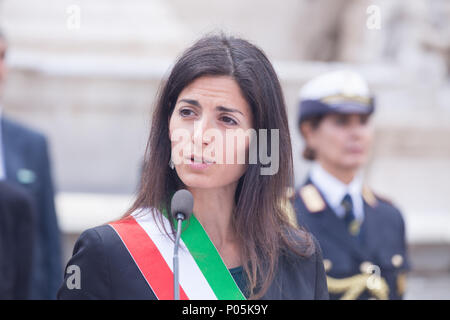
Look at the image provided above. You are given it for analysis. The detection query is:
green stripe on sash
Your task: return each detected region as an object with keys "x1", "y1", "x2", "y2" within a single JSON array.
[{"x1": 163, "y1": 209, "x2": 245, "y2": 300}]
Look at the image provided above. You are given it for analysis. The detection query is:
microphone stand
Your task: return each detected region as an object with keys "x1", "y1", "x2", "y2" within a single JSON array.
[{"x1": 173, "y1": 212, "x2": 184, "y2": 300}]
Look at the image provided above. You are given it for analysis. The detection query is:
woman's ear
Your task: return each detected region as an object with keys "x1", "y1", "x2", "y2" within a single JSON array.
[
  {"x1": 301, "y1": 121, "x2": 320, "y2": 150},
  {"x1": 300, "y1": 122, "x2": 317, "y2": 161},
  {"x1": 300, "y1": 122, "x2": 313, "y2": 142}
]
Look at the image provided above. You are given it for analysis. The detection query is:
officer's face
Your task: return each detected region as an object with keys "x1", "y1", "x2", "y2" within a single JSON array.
[
  {"x1": 168, "y1": 75, "x2": 253, "y2": 191},
  {"x1": 307, "y1": 113, "x2": 373, "y2": 171}
]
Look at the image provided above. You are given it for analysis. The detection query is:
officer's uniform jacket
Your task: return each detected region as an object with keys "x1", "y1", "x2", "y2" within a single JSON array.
[{"x1": 293, "y1": 172, "x2": 410, "y2": 300}]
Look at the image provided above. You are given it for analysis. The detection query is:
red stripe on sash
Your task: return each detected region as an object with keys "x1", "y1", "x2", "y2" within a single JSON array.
[{"x1": 109, "y1": 217, "x2": 189, "y2": 300}]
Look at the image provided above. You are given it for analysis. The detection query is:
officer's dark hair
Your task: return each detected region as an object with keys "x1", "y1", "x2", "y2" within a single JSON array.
[
  {"x1": 299, "y1": 115, "x2": 325, "y2": 161},
  {"x1": 123, "y1": 32, "x2": 315, "y2": 299}
]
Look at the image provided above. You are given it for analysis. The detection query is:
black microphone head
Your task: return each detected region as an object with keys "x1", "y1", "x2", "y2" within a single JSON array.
[{"x1": 170, "y1": 189, "x2": 193, "y2": 221}]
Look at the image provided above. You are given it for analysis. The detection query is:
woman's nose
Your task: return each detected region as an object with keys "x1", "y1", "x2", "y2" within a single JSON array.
[
  {"x1": 349, "y1": 121, "x2": 369, "y2": 140},
  {"x1": 192, "y1": 117, "x2": 213, "y2": 146}
]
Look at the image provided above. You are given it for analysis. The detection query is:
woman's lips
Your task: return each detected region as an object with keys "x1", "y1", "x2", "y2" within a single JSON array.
[
  {"x1": 189, "y1": 162, "x2": 211, "y2": 170},
  {"x1": 185, "y1": 156, "x2": 215, "y2": 170},
  {"x1": 347, "y1": 146, "x2": 364, "y2": 154}
]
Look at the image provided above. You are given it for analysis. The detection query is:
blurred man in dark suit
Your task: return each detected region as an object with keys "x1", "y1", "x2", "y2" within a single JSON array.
[
  {"x1": 0, "y1": 181, "x2": 35, "y2": 299},
  {"x1": 0, "y1": 29, "x2": 62, "y2": 299}
]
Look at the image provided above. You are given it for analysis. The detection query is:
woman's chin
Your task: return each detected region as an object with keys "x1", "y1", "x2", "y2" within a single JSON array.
[
  {"x1": 339, "y1": 157, "x2": 367, "y2": 171},
  {"x1": 176, "y1": 171, "x2": 216, "y2": 189},
  {"x1": 175, "y1": 162, "x2": 247, "y2": 191}
]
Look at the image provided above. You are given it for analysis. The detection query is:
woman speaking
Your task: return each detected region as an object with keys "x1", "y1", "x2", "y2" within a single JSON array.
[{"x1": 58, "y1": 34, "x2": 328, "y2": 300}]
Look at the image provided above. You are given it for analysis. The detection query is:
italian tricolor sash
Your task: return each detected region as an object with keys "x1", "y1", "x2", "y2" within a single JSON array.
[{"x1": 108, "y1": 208, "x2": 246, "y2": 300}]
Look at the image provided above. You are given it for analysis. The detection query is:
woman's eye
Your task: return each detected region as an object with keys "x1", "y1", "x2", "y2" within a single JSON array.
[
  {"x1": 334, "y1": 116, "x2": 348, "y2": 126},
  {"x1": 360, "y1": 115, "x2": 370, "y2": 125},
  {"x1": 179, "y1": 108, "x2": 195, "y2": 117},
  {"x1": 220, "y1": 116, "x2": 238, "y2": 125}
]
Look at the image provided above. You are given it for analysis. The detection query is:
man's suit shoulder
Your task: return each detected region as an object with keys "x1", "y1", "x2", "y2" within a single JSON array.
[{"x1": 3, "y1": 117, "x2": 47, "y2": 144}]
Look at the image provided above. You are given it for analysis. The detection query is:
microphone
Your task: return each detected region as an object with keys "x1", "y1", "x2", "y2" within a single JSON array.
[{"x1": 170, "y1": 189, "x2": 193, "y2": 300}]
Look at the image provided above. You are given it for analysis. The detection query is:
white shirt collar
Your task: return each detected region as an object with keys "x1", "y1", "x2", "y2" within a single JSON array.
[{"x1": 310, "y1": 163, "x2": 364, "y2": 220}]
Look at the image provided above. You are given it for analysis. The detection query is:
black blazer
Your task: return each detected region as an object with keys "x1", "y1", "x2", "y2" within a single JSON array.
[
  {"x1": 58, "y1": 223, "x2": 329, "y2": 300},
  {"x1": 294, "y1": 179, "x2": 410, "y2": 300},
  {"x1": 1, "y1": 117, "x2": 62, "y2": 299},
  {"x1": 0, "y1": 181, "x2": 35, "y2": 299}
]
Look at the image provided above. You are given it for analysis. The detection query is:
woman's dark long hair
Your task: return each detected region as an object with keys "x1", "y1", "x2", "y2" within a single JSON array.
[{"x1": 123, "y1": 33, "x2": 315, "y2": 299}]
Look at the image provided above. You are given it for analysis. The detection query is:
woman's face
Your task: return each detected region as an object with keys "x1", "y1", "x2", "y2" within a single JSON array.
[
  {"x1": 169, "y1": 75, "x2": 253, "y2": 190},
  {"x1": 304, "y1": 113, "x2": 374, "y2": 172}
]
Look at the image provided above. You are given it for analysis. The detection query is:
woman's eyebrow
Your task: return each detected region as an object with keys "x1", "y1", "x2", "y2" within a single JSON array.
[
  {"x1": 178, "y1": 99, "x2": 201, "y2": 107},
  {"x1": 216, "y1": 106, "x2": 244, "y2": 116},
  {"x1": 178, "y1": 99, "x2": 244, "y2": 116}
]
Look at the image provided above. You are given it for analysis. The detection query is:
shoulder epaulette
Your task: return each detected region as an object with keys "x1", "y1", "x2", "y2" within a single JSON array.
[
  {"x1": 363, "y1": 185, "x2": 397, "y2": 207},
  {"x1": 374, "y1": 193, "x2": 394, "y2": 206},
  {"x1": 362, "y1": 185, "x2": 378, "y2": 207},
  {"x1": 299, "y1": 184, "x2": 326, "y2": 213}
]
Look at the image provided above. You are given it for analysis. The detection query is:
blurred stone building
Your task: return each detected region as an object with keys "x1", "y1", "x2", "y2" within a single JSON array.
[{"x1": 1, "y1": 0, "x2": 449, "y2": 298}]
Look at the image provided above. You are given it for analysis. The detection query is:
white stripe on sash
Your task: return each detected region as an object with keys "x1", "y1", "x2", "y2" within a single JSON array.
[{"x1": 132, "y1": 209, "x2": 218, "y2": 300}]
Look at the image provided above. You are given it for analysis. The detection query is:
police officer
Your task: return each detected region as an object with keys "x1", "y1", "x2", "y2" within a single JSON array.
[{"x1": 293, "y1": 70, "x2": 410, "y2": 300}]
